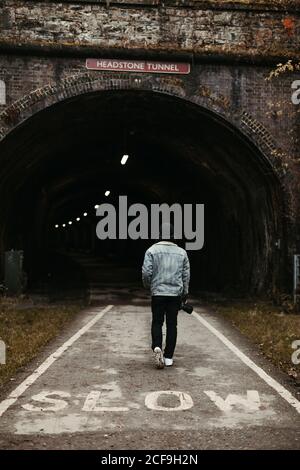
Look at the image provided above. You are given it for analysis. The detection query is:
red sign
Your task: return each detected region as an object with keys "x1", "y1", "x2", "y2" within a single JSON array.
[{"x1": 86, "y1": 58, "x2": 190, "y2": 75}]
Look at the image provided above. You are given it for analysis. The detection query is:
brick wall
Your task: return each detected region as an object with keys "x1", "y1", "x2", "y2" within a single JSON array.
[
  {"x1": 0, "y1": 0, "x2": 299, "y2": 254},
  {"x1": 0, "y1": 54, "x2": 298, "y2": 157},
  {"x1": 0, "y1": 1, "x2": 299, "y2": 60}
]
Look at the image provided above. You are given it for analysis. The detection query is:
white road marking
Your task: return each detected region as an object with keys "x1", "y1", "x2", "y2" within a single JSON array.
[
  {"x1": 82, "y1": 390, "x2": 129, "y2": 412},
  {"x1": 22, "y1": 391, "x2": 70, "y2": 412},
  {"x1": 145, "y1": 391, "x2": 194, "y2": 411},
  {"x1": 204, "y1": 390, "x2": 261, "y2": 412},
  {"x1": 193, "y1": 311, "x2": 300, "y2": 414},
  {"x1": 0, "y1": 304, "x2": 113, "y2": 418}
]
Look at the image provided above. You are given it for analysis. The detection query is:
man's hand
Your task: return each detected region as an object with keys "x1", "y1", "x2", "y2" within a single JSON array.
[{"x1": 181, "y1": 293, "x2": 188, "y2": 304}]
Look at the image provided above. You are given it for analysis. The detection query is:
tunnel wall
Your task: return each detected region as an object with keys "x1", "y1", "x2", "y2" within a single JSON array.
[
  {"x1": 0, "y1": 56, "x2": 299, "y2": 218},
  {"x1": 0, "y1": 66, "x2": 298, "y2": 295},
  {"x1": 0, "y1": 56, "x2": 298, "y2": 156},
  {"x1": 0, "y1": 0, "x2": 299, "y2": 295},
  {"x1": 0, "y1": 1, "x2": 299, "y2": 61}
]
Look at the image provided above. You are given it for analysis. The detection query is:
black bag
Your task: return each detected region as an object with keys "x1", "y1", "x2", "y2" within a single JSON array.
[{"x1": 180, "y1": 302, "x2": 193, "y2": 314}]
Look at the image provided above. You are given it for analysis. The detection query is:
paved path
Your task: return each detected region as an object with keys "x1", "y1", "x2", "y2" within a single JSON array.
[{"x1": 0, "y1": 304, "x2": 299, "y2": 449}]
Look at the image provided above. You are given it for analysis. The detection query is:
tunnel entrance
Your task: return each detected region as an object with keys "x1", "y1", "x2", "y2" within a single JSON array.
[{"x1": 0, "y1": 89, "x2": 284, "y2": 297}]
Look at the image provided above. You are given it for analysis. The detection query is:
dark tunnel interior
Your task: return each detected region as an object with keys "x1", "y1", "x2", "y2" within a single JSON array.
[{"x1": 0, "y1": 90, "x2": 284, "y2": 297}]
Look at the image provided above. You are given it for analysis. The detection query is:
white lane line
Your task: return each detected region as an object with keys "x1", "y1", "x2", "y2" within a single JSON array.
[
  {"x1": 193, "y1": 311, "x2": 300, "y2": 415},
  {"x1": 0, "y1": 304, "x2": 113, "y2": 418}
]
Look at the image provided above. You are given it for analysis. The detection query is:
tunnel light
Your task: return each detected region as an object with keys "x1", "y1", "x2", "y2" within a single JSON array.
[
  {"x1": 94, "y1": 204, "x2": 99, "y2": 209},
  {"x1": 121, "y1": 154, "x2": 129, "y2": 165},
  {"x1": 62, "y1": 224, "x2": 66, "y2": 228},
  {"x1": 55, "y1": 224, "x2": 59, "y2": 228},
  {"x1": 76, "y1": 217, "x2": 80, "y2": 222},
  {"x1": 83, "y1": 212, "x2": 88, "y2": 217},
  {"x1": 68, "y1": 221, "x2": 72, "y2": 225},
  {"x1": 105, "y1": 191, "x2": 110, "y2": 197}
]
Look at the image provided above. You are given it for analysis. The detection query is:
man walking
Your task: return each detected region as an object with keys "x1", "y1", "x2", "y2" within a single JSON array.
[{"x1": 142, "y1": 223, "x2": 190, "y2": 369}]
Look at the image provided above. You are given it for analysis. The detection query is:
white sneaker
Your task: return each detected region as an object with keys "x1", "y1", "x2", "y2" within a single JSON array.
[
  {"x1": 153, "y1": 347, "x2": 164, "y2": 369},
  {"x1": 164, "y1": 357, "x2": 173, "y2": 367}
]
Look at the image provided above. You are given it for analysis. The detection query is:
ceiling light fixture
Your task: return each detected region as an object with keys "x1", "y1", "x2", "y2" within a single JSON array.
[{"x1": 121, "y1": 154, "x2": 129, "y2": 165}]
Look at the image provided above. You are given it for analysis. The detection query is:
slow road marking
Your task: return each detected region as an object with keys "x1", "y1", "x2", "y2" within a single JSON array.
[
  {"x1": 0, "y1": 304, "x2": 113, "y2": 418},
  {"x1": 193, "y1": 311, "x2": 300, "y2": 414},
  {"x1": 1, "y1": 305, "x2": 299, "y2": 427}
]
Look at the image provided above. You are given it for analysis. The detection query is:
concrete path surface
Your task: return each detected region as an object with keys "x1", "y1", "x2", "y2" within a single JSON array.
[{"x1": 0, "y1": 303, "x2": 299, "y2": 449}]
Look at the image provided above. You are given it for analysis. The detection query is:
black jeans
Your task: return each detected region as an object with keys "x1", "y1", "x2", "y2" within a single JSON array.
[{"x1": 151, "y1": 295, "x2": 181, "y2": 359}]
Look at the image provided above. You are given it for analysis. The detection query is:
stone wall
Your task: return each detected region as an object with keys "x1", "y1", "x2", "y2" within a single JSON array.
[
  {"x1": 0, "y1": 54, "x2": 298, "y2": 158},
  {"x1": 0, "y1": 0, "x2": 299, "y2": 289},
  {"x1": 0, "y1": 1, "x2": 299, "y2": 61}
]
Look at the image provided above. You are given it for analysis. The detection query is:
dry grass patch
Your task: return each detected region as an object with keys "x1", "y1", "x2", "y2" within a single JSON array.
[
  {"x1": 0, "y1": 298, "x2": 81, "y2": 388},
  {"x1": 213, "y1": 301, "x2": 300, "y2": 382}
]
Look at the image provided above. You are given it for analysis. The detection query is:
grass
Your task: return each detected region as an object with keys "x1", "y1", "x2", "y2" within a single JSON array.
[
  {"x1": 212, "y1": 301, "x2": 300, "y2": 382},
  {"x1": 1, "y1": 296, "x2": 299, "y2": 390},
  {"x1": 0, "y1": 298, "x2": 81, "y2": 388}
]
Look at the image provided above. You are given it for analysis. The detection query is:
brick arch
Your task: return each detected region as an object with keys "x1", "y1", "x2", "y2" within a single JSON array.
[
  {"x1": 0, "y1": 71, "x2": 284, "y2": 178},
  {"x1": 0, "y1": 71, "x2": 293, "y2": 294}
]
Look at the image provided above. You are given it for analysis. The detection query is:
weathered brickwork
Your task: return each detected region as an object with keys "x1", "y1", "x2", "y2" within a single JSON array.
[
  {"x1": 0, "y1": 54, "x2": 298, "y2": 160},
  {"x1": 0, "y1": 0, "x2": 299, "y2": 292},
  {"x1": 0, "y1": 1, "x2": 299, "y2": 60}
]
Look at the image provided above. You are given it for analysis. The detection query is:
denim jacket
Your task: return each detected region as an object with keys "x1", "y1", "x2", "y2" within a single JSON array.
[{"x1": 142, "y1": 241, "x2": 190, "y2": 297}]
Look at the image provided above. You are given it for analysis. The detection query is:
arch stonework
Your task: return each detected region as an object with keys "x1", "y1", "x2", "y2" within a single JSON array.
[
  {"x1": 0, "y1": 69, "x2": 295, "y2": 293},
  {"x1": 0, "y1": 71, "x2": 285, "y2": 180},
  {"x1": 0, "y1": 70, "x2": 295, "y2": 256}
]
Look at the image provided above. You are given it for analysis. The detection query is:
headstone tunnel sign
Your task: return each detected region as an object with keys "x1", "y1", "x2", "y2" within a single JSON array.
[{"x1": 86, "y1": 58, "x2": 190, "y2": 75}]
